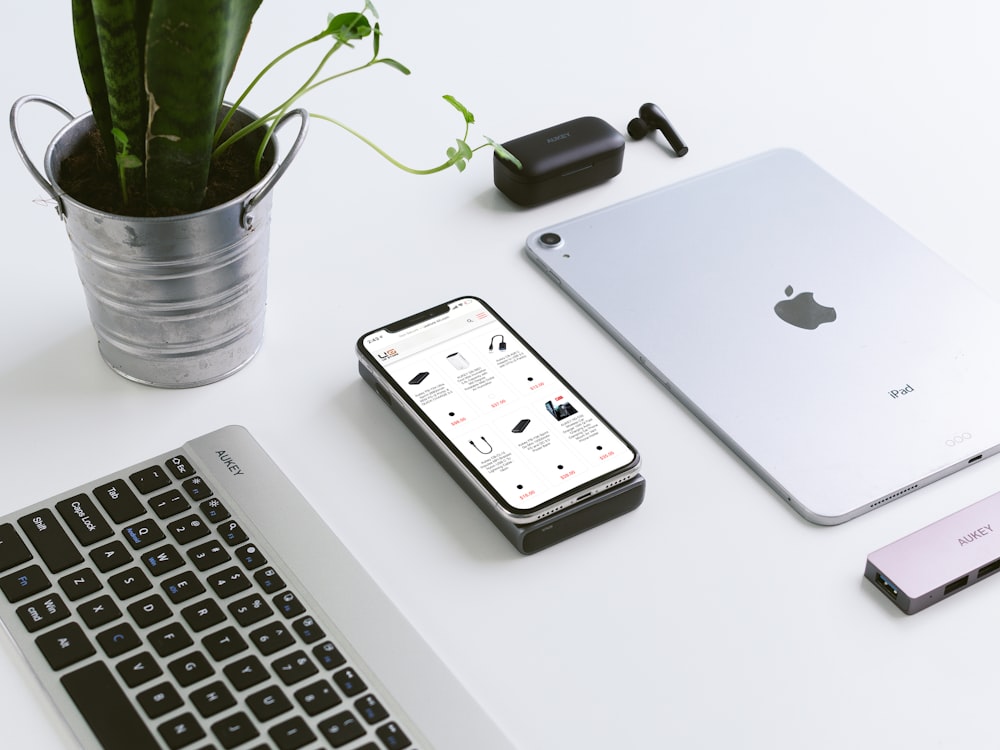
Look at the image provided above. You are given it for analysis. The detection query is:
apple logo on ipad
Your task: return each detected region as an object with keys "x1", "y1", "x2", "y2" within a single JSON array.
[{"x1": 774, "y1": 285, "x2": 837, "y2": 330}]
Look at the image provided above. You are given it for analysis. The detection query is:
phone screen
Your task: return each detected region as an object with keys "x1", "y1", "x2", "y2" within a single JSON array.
[{"x1": 359, "y1": 297, "x2": 638, "y2": 516}]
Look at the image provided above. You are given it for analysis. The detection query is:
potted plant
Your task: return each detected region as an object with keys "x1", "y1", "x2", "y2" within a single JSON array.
[{"x1": 11, "y1": 0, "x2": 517, "y2": 387}]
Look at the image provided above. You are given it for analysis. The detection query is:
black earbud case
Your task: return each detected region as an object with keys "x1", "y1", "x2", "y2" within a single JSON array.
[{"x1": 493, "y1": 116, "x2": 625, "y2": 207}]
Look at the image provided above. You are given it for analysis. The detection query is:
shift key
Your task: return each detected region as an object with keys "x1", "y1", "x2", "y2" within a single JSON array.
[{"x1": 17, "y1": 509, "x2": 83, "y2": 573}]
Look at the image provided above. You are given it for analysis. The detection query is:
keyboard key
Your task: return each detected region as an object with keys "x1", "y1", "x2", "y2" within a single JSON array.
[
  {"x1": 166, "y1": 454, "x2": 196, "y2": 480},
  {"x1": 62, "y1": 661, "x2": 161, "y2": 749},
  {"x1": 169, "y1": 650, "x2": 216, "y2": 687},
  {"x1": 228, "y1": 592, "x2": 273, "y2": 626},
  {"x1": 333, "y1": 667, "x2": 367, "y2": 697},
  {"x1": 36, "y1": 622, "x2": 95, "y2": 670},
  {"x1": 108, "y1": 566, "x2": 152, "y2": 599},
  {"x1": 218, "y1": 520, "x2": 249, "y2": 546},
  {"x1": 314, "y1": 641, "x2": 347, "y2": 671},
  {"x1": 189, "y1": 540, "x2": 231, "y2": 571},
  {"x1": 167, "y1": 514, "x2": 211, "y2": 545},
  {"x1": 93, "y1": 479, "x2": 146, "y2": 523},
  {"x1": 148, "y1": 621, "x2": 194, "y2": 657},
  {"x1": 211, "y1": 710, "x2": 260, "y2": 749},
  {"x1": 376, "y1": 721, "x2": 413, "y2": 749},
  {"x1": 249, "y1": 621, "x2": 295, "y2": 655},
  {"x1": 294, "y1": 679, "x2": 342, "y2": 716},
  {"x1": 89, "y1": 540, "x2": 133, "y2": 572},
  {"x1": 130, "y1": 465, "x2": 172, "y2": 495},
  {"x1": 123, "y1": 519, "x2": 166, "y2": 550},
  {"x1": 149, "y1": 489, "x2": 191, "y2": 519},
  {"x1": 292, "y1": 615, "x2": 325, "y2": 644},
  {"x1": 182, "y1": 475, "x2": 213, "y2": 501},
  {"x1": 356, "y1": 693, "x2": 390, "y2": 725},
  {"x1": 274, "y1": 590, "x2": 306, "y2": 618},
  {"x1": 199, "y1": 497, "x2": 230, "y2": 523},
  {"x1": 17, "y1": 509, "x2": 83, "y2": 573},
  {"x1": 268, "y1": 715, "x2": 316, "y2": 750},
  {"x1": 58, "y1": 567, "x2": 103, "y2": 600},
  {"x1": 190, "y1": 680, "x2": 237, "y2": 718},
  {"x1": 202, "y1": 625, "x2": 248, "y2": 661},
  {"x1": 181, "y1": 598, "x2": 226, "y2": 632},
  {"x1": 55, "y1": 494, "x2": 113, "y2": 546},
  {"x1": 161, "y1": 570, "x2": 207, "y2": 604},
  {"x1": 223, "y1": 654, "x2": 269, "y2": 691},
  {"x1": 0, "y1": 563, "x2": 51, "y2": 603},
  {"x1": 246, "y1": 683, "x2": 293, "y2": 721},
  {"x1": 235, "y1": 542, "x2": 267, "y2": 569},
  {"x1": 253, "y1": 566, "x2": 285, "y2": 594},
  {"x1": 97, "y1": 621, "x2": 141, "y2": 657},
  {"x1": 127, "y1": 593, "x2": 172, "y2": 628},
  {"x1": 15, "y1": 592, "x2": 70, "y2": 633},
  {"x1": 317, "y1": 710, "x2": 366, "y2": 748},
  {"x1": 137, "y1": 681, "x2": 184, "y2": 719},
  {"x1": 208, "y1": 566, "x2": 252, "y2": 599},
  {"x1": 116, "y1": 650, "x2": 164, "y2": 687},
  {"x1": 158, "y1": 711, "x2": 207, "y2": 750},
  {"x1": 0, "y1": 523, "x2": 32, "y2": 572},
  {"x1": 272, "y1": 649, "x2": 319, "y2": 685},
  {"x1": 77, "y1": 594, "x2": 122, "y2": 628},
  {"x1": 140, "y1": 544, "x2": 186, "y2": 576}
]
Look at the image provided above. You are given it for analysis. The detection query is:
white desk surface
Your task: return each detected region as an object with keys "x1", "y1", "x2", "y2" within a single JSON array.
[{"x1": 4, "y1": 2, "x2": 1000, "y2": 748}]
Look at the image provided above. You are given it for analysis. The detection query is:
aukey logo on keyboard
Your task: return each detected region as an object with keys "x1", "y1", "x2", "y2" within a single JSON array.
[{"x1": 216, "y1": 450, "x2": 246, "y2": 476}]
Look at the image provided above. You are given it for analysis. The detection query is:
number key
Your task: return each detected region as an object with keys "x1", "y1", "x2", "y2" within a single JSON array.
[{"x1": 166, "y1": 515, "x2": 210, "y2": 545}]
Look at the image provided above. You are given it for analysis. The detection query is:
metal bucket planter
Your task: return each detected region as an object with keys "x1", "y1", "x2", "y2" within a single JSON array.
[{"x1": 10, "y1": 96, "x2": 308, "y2": 388}]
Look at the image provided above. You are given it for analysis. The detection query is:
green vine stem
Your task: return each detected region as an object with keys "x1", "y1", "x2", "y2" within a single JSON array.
[{"x1": 212, "y1": 3, "x2": 520, "y2": 179}]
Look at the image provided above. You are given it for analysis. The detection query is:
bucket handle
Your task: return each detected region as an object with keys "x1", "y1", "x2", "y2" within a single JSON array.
[
  {"x1": 241, "y1": 107, "x2": 309, "y2": 230},
  {"x1": 9, "y1": 95, "x2": 75, "y2": 217}
]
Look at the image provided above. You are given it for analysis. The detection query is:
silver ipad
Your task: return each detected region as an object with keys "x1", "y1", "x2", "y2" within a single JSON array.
[{"x1": 525, "y1": 148, "x2": 1000, "y2": 524}]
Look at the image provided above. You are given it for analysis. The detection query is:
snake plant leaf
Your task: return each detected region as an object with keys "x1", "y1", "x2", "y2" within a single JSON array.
[
  {"x1": 74, "y1": 0, "x2": 152, "y2": 203},
  {"x1": 144, "y1": 0, "x2": 263, "y2": 214},
  {"x1": 71, "y1": 0, "x2": 112, "y2": 149}
]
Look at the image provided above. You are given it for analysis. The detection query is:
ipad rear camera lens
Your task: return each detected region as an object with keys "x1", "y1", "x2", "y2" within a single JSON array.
[{"x1": 539, "y1": 232, "x2": 562, "y2": 247}]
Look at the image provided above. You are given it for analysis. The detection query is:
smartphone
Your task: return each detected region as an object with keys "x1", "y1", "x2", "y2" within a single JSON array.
[{"x1": 357, "y1": 296, "x2": 641, "y2": 526}]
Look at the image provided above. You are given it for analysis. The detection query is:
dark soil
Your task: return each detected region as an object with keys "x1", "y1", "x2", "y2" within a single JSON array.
[{"x1": 57, "y1": 116, "x2": 275, "y2": 217}]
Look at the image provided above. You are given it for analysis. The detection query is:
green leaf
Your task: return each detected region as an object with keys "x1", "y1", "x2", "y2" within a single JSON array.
[
  {"x1": 117, "y1": 154, "x2": 142, "y2": 169},
  {"x1": 327, "y1": 12, "x2": 372, "y2": 42},
  {"x1": 447, "y1": 139, "x2": 474, "y2": 172},
  {"x1": 144, "y1": 0, "x2": 263, "y2": 213},
  {"x1": 364, "y1": 0, "x2": 380, "y2": 20},
  {"x1": 376, "y1": 57, "x2": 411, "y2": 75},
  {"x1": 89, "y1": 0, "x2": 149, "y2": 169},
  {"x1": 453, "y1": 139, "x2": 474, "y2": 161},
  {"x1": 111, "y1": 126, "x2": 129, "y2": 148},
  {"x1": 72, "y1": 0, "x2": 113, "y2": 153},
  {"x1": 484, "y1": 136, "x2": 522, "y2": 170},
  {"x1": 443, "y1": 95, "x2": 475, "y2": 125}
]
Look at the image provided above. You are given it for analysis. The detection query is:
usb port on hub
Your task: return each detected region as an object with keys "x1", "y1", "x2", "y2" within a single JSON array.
[{"x1": 875, "y1": 572, "x2": 898, "y2": 600}]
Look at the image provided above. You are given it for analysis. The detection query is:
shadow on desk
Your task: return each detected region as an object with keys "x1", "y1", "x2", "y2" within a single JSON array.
[{"x1": 330, "y1": 379, "x2": 529, "y2": 563}]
